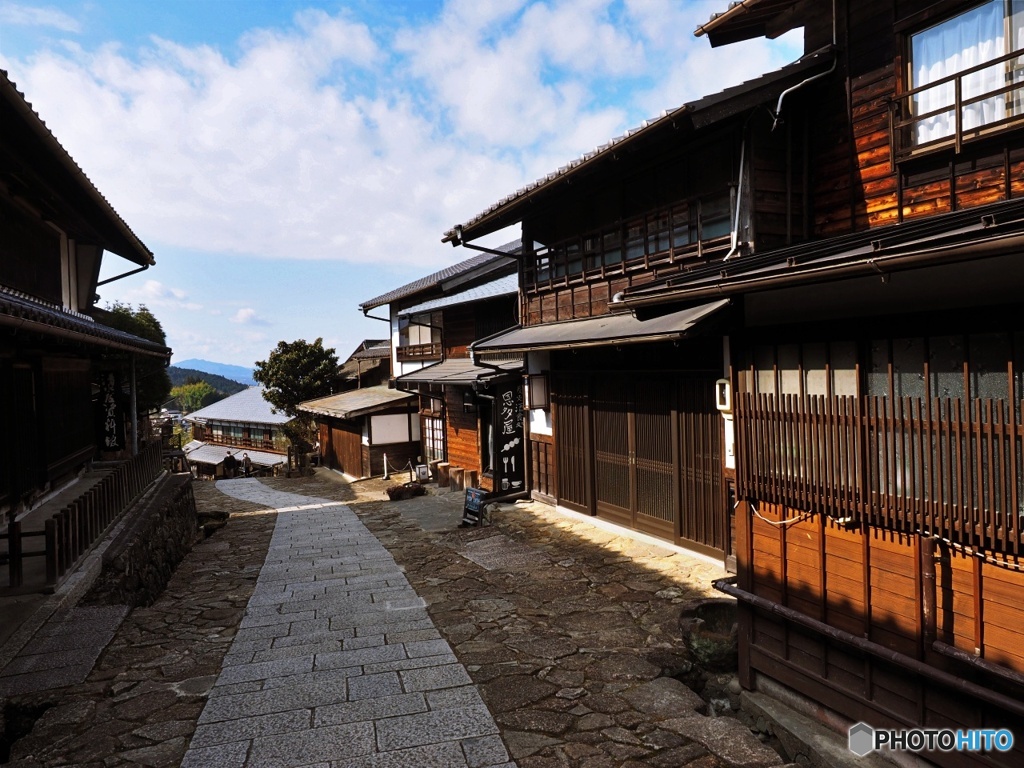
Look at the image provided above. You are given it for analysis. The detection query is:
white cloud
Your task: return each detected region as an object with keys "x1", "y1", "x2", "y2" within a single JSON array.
[
  {"x1": 230, "y1": 308, "x2": 267, "y2": 326},
  {"x1": 114, "y1": 279, "x2": 202, "y2": 311},
  {"x1": 0, "y1": 2, "x2": 80, "y2": 32},
  {"x1": 2, "y1": 0, "x2": 804, "y2": 279}
]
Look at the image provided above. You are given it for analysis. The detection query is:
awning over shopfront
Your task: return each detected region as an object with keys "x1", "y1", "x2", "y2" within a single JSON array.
[
  {"x1": 298, "y1": 385, "x2": 414, "y2": 420},
  {"x1": 470, "y1": 299, "x2": 730, "y2": 355},
  {"x1": 396, "y1": 357, "x2": 522, "y2": 386},
  {"x1": 182, "y1": 440, "x2": 285, "y2": 467}
]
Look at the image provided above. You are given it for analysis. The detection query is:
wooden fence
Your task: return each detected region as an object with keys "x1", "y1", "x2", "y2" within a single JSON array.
[
  {"x1": 2, "y1": 441, "x2": 163, "y2": 589},
  {"x1": 735, "y1": 393, "x2": 1024, "y2": 555}
]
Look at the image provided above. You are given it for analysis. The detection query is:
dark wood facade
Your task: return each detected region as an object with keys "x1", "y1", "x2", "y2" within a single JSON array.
[
  {"x1": 548, "y1": 343, "x2": 727, "y2": 555},
  {"x1": 690, "y1": 2, "x2": 1024, "y2": 763},
  {"x1": 1, "y1": 71, "x2": 168, "y2": 525},
  {"x1": 446, "y1": 0, "x2": 1024, "y2": 758}
]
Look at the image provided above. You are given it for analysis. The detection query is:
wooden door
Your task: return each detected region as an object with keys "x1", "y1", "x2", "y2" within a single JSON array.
[
  {"x1": 593, "y1": 376, "x2": 633, "y2": 527},
  {"x1": 553, "y1": 374, "x2": 590, "y2": 512},
  {"x1": 634, "y1": 378, "x2": 676, "y2": 539},
  {"x1": 678, "y1": 375, "x2": 725, "y2": 554}
]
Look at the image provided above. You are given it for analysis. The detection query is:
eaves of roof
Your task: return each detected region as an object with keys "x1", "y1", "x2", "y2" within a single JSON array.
[
  {"x1": 1, "y1": 70, "x2": 153, "y2": 266},
  {"x1": 358, "y1": 240, "x2": 520, "y2": 312},
  {"x1": 297, "y1": 385, "x2": 414, "y2": 420},
  {"x1": 443, "y1": 47, "x2": 834, "y2": 246},
  {"x1": 693, "y1": 0, "x2": 802, "y2": 47},
  {"x1": 0, "y1": 286, "x2": 171, "y2": 357},
  {"x1": 619, "y1": 199, "x2": 1024, "y2": 309}
]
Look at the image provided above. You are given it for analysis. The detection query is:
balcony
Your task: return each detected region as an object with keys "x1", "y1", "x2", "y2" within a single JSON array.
[
  {"x1": 893, "y1": 47, "x2": 1024, "y2": 160},
  {"x1": 396, "y1": 342, "x2": 442, "y2": 363}
]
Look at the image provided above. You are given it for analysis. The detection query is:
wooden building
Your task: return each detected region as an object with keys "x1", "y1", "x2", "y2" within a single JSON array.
[
  {"x1": 359, "y1": 247, "x2": 522, "y2": 493},
  {"x1": 183, "y1": 386, "x2": 290, "y2": 477},
  {"x1": 444, "y1": 1, "x2": 1024, "y2": 763},
  {"x1": 299, "y1": 386, "x2": 418, "y2": 480},
  {"x1": 1, "y1": 69, "x2": 171, "y2": 526}
]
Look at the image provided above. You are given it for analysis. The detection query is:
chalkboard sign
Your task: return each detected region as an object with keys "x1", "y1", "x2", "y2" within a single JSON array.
[{"x1": 463, "y1": 487, "x2": 486, "y2": 526}]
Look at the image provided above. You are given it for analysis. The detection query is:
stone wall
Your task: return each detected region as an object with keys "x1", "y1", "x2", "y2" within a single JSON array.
[{"x1": 82, "y1": 474, "x2": 199, "y2": 608}]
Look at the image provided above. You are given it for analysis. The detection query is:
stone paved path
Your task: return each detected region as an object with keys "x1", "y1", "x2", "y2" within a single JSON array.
[{"x1": 181, "y1": 480, "x2": 514, "y2": 768}]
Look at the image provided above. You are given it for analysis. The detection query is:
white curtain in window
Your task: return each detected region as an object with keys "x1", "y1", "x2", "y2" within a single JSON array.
[{"x1": 912, "y1": 0, "x2": 1004, "y2": 144}]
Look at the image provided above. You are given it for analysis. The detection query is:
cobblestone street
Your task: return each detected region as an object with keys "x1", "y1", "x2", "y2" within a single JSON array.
[{"x1": 1, "y1": 471, "x2": 787, "y2": 768}]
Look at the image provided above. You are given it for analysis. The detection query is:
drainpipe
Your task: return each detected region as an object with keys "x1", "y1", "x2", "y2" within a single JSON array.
[
  {"x1": 130, "y1": 353, "x2": 138, "y2": 456},
  {"x1": 770, "y1": 0, "x2": 839, "y2": 132},
  {"x1": 722, "y1": 138, "x2": 747, "y2": 262}
]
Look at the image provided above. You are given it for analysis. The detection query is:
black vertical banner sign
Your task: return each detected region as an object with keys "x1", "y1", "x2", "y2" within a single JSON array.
[
  {"x1": 493, "y1": 379, "x2": 524, "y2": 493},
  {"x1": 99, "y1": 372, "x2": 122, "y2": 451}
]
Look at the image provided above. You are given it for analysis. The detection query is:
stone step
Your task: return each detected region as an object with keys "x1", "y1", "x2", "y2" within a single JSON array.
[{"x1": 741, "y1": 690, "x2": 931, "y2": 768}]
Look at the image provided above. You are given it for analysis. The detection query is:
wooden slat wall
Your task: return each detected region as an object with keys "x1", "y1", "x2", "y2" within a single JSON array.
[
  {"x1": 444, "y1": 385, "x2": 492, "y2": 491},
  {"x1": 745, "y1": 502, "x2": 1024, "y2": 767},
  {"x1": 529, "y1": 433, "x2": 554, "y2": 499},
  {"x1": 736, "y1": 393, "x2": 1024, "y2": 556}
]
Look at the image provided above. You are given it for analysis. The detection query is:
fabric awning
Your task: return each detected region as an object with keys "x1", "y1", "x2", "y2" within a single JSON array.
[
  {"x1": 471, "y1": 299, "x2": 730, "y2": 354},
  {"x1": 298, "y1": 385, "x2": 415, "y2": 420},
  {"x1": 396, "y1": 357, "x2": 522, "y2": 386}
]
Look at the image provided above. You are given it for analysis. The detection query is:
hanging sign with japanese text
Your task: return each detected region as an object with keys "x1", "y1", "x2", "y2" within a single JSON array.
[{"x1": 492, "y1": 378, "x2": 524, "y2": 494}]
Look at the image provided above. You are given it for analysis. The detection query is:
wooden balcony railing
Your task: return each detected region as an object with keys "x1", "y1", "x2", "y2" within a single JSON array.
[
  {"x1": 2, "y1": 441, "x2": 164, "y2": 589},
  {"x1": 735, "y1": 392, "x2": 1024, "y2": 555},
  {"x1": 892, "y1": 46, "x2": 1024, "y2": 158},
  {"x1": 396, "y1": 343, "x2": 442, "y2": 362},
  {"x1": 191, "y1": 426, "x2": 288, "y2": 453}
]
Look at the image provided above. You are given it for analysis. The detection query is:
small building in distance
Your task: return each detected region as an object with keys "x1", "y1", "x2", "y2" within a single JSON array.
[{"x1": 182, "y1": 386, "x2": 290, "y2": 477}]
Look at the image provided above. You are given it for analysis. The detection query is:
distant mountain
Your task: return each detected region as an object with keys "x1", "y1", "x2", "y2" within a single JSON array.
[
  {"x1": 168, "y1": 367, "x2": 248, "y2": 395},
  {"x1": 173, "y1": 358, "x2": 256, "y2": 385}
]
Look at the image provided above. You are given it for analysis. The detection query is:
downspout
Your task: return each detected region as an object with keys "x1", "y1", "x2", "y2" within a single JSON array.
[
  {"x1": 722, "y1": 138, "x2": 747, "y2": 261},
  {"x1": 130, "y1": 353, "x2": 138, "y2": 456},
  {"x1": 770, "y1": 0, "x2": 839, "y2": 132}
]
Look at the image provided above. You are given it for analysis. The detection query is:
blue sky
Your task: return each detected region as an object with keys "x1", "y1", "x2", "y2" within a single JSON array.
[{"x1": 1, "y1": 0, "x2": 802, "y2": 369}]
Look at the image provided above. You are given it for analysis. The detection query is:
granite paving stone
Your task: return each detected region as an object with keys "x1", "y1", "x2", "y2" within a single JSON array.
[
  {"x1": 1, "y1": 469, "x2": 772, "y2": 768},
  {"x1": 182, "y1": 480, "x2": 512, "y2": 767}
]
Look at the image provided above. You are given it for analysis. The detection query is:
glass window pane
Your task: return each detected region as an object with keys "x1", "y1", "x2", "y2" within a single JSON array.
[
  {"x1": 867, "y1": 338, "x2": 890, "y2": 396},
  {"x1": 969, "y1": 332, "x2": 1010, "y2": 400},
  {"x1": 625, "y1": 222, "x2": 644, "y2": 260},
  {"x1": 603, "y1": 230, "x2": 622, "y2": 266},
  {"x1": 893, "y1": 337, "x2": 925, "y2": 398},
  {"x1": 929, "y1": 334, "x2": 965, "y2": 400},
  {"x1": 754, "y1": 345, "x2": 776, "y2": 395},
  {"x1": 910, "y1": 0, "x2": 1005, "y2": 145},
  {"x1": 778, "y1": 344, "x2": 801, "y2": 395},
  {"x1": 831, "y1": 340, "x2": 859, "y2": 397},
  {"x1": 804, "y1": 343, "x2": 828, "y2": 396}
]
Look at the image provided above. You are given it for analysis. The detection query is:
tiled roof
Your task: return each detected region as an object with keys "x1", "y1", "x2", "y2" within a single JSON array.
[
  {"x1": 1, "y1": 69, "x2": 152, "y2": 266},
  {"x1": 183, "y1": 386, "x2": 292, "y2": 425},
  {"x1": 298, "y1": 385, "x2": 414, "y2": 420},
  {"x1": 0, "y1": 286, "x2": 170, "y2": 357},
  {"x1": 350, "y1": 342, "x2": 390, "y2": 360},
  {"x1": 443, "y1": 47, "x2": 834, "y2": 244},
  {"x1": 183, "y1": 441, "x2": 286, "y2": 467},
  {"x1": 398, "y1": 273, "x2": 518, "y2": 317},
  {"x1": 359, "y1": 240, "x2": 521, "y2": 311}
]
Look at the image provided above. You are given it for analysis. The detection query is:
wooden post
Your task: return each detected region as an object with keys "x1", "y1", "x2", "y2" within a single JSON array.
[
  {"x1": 8, "y1": 520, "x2": 22, "y2": 588},
  {"x1": 451, "y1": 467, "x2": 465, "y2": 491},
  {"x1": 438, "y1": 462, "x2": 451, "y2": 487},
  {"x1": 467, "y1": 470, "x2": 479, "y2": 489},
  {"x1": 45, "y1": 518, "x2": 57, "y2": 585}
]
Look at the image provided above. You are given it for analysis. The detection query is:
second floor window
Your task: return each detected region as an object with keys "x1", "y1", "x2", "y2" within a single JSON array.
[
  {"x1": 910, "y1": 0, "x2": 1024, "y2": 147},
  {"x1": 398, "y1": 312, "x2": 441, "y2": 348}
]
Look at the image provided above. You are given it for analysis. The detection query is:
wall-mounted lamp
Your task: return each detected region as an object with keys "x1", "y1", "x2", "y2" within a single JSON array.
[{"x1": 463, "y1": 389, "x2": 476, "y2": 414}]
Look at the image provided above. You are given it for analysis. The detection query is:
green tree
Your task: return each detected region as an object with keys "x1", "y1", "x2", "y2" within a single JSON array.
[
  {"x1": 171, "y1": 381, "x2": 219, "y2": 413},
  {"x1": 254, "y1": 338, "x2": 338, "y2": 450},
  {"x1": 98, "y1": 302, "x2": 172, "y2": 414}
]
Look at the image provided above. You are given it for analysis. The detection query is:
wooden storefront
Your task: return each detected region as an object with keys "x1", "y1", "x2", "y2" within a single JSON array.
[{"x1": 546, "y1": 338, "x2": 728, "y2": 557}]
